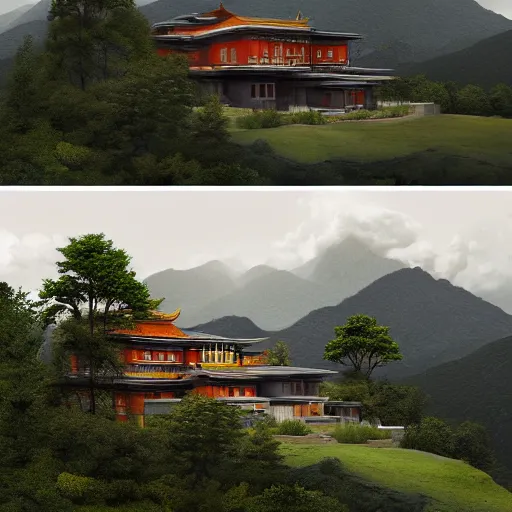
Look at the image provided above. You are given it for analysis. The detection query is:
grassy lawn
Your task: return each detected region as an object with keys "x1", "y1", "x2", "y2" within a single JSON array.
[
  {"x1": 231, "y1": 115, "x2": 512, "y2": 165},
  {"x1": 280, "y1": 443, "x2": 512, "y2": 512}
]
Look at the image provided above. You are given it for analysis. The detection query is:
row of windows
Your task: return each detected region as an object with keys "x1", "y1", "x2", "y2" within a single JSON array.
[
  {"x1": 220, "y1": 47, "x2": 338, "y2": 63},
  {"x1": 141, "y1": 351, "x2": 178, "y2": 362},
  {"x1": 251, "y1": 83, "x2": 275, "y2": 100}
]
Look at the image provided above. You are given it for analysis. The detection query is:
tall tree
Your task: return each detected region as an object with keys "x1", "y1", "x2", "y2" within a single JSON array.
[
  {"x1": 47, "y1": 0, "x2": 152, "y2": 89},
  {"x1": 323, "y1": 314, "x2": 402, "y2": 379},
  {"x1": 39, "y1": 233, "x2": 155, "y2": 413},
  {"x1": 265, "y1": 341, "x2": 291, "y2": 366}
]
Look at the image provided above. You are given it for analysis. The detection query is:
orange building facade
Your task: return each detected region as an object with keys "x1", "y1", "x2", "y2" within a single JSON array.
[
  {"x1": 65, "y1": 309, "x2": 354, "y2": 426},
  {"x1": 151, "y1": 4, "x2": 393, "y2": 111}
]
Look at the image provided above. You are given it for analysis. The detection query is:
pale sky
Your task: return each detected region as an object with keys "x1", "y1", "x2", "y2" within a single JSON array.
[
  {"x1": 1, "y1": 0, "x2": 512, "y2": 18},
  {"x1": 1, "y1": 189, "x2": 512, "y2": 301}
]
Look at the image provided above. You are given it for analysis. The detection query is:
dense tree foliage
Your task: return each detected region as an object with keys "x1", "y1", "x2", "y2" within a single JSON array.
[
  {"x1": 378, "y1": 75, "x2": 512, "y2": 118},
  {"x1": 264, "y1": 341, "x2": 291, "y2": 366},
  {"x1": 324, "y1": 315, "x2": 402, "y2": 378}
]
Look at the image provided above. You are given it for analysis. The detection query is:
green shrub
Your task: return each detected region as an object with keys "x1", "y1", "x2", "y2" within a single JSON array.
[
  {"x1": 332, "y1": 423, "x2": 391, "y2": 444},
  {"x1": 276, "y1": 419, "x2": 312, "y2": 436},
  {"x1": 289, "y1": 110, "x2": 327, "y2": 125},
  {"x1": 400, "y1": 417, "x2": 454, "y2": 457},
  {"x1": 236, "y1": 110, "x2": 283, "y2": 129}
]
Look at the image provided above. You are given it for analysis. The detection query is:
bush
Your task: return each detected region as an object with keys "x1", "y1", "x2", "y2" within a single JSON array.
[
  {"x1": 236, "y1": 110, "x2": 283, "y2": 129},
  {"x1": 289, "y1": 110, "x2": 327, "y2": 125},
  {"x1": 400, "y1": 417, "x2": 454, "y2": 457},
  {"x1": 332, "y1": 423, "x2": 392, "y2": 444},
  {"x1": 276, "y1": 420, "x2": 312, "y2": 436}
]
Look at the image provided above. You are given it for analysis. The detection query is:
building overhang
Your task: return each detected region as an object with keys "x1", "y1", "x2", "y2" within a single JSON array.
[
  {"x1": 194, "y1": 366, "x2": 337, "y2": 380},
  {"x1": 111, "y1": 333, "x2": 268, "y2": 347},
  {"x1": 152, "y1": 25, "x2": 361, "y2": 42},
  {"x1": 268, "y1": 396, "x2": 329, "y2": 403}
]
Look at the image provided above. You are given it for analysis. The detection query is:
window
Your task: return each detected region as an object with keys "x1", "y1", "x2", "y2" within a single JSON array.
[
  {"x1": 230, "y1": 48, "x2": 237, "y2": 63},
  {"x1": 286, "y1": 48, "x2": 291, "y2": 56},
  {"x1": 251, "y1": 83, "x2": 275, "y2": 100},
  {"x1": 143, "y1": 351, "x2": 151, "y2": 361},
  {"x1": 167, "y1": 353, "x2": 176, "y2": 362},
  {"x1": 327, "y1": 49, "x2": 333, "y2": 58},
  {"x1": 317, "y1": 49, "x2": 322, "y2": 58},
  {"x1": 157, "y1": 353, "x2": 165, "y2": 361},
  {"x1": 220, "y1": 48, "x2": 228, "y2": 63},
  {"x1": 274, "y1": 46, "x2": 280, "y2": 57}
]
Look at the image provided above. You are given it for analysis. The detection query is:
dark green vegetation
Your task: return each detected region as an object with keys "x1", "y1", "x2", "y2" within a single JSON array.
[
  {"x1": 264, "y1": 341, "x2": 291, "y2": 366},
  {"x1": 398, "y1": 30, "x2": 512, "y2": 90},
  {"x1": 404, "y1": 335, "x2": 512, "y2": 490}
]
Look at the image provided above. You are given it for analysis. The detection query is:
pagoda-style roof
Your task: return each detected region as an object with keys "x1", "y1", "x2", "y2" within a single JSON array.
[
  {"x1": 111, "y1": 308, "x2": 267, "y2": 345},
  {"x1": 151, "y1": 3, "x2": 361, "y2": 40},
  {"x1": 153, "y1": 3, "x2": 310, "y2": 33}
]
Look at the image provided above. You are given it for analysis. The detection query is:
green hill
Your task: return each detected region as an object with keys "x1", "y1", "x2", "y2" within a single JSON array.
[
  {"x1": 398, "y1": 30, "x2": 512, "y2": 88},
  {"x1": 281, "y1": 443, "x2": 512, "y2": 512},
  {"x1": 404, "y1": 335, "x2": 512, "y2": 488},
  {"x1": 231, "y1": 115, "x2": 512, "y2": 169}
]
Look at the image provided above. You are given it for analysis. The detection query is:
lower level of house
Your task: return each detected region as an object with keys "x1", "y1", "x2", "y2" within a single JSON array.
[{"x1": 191, "y1": 69, "x2": 384, "y2": 111}]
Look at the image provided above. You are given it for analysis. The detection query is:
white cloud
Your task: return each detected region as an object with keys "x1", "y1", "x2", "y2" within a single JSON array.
[
  {"x1": 0, "y1": 229, "x2": 67, "y2": 290},
  {"x1": 268, "y1": 196, "x2": 512, "y2": 300}
]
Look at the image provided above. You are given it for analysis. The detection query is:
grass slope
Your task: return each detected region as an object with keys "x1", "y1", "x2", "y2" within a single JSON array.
[
  {"x1": 232, "y1": 115, "x2": 512, "y2": 166},
  {"x1": 280, "y1": 443, "x2": 512, "y2": 512}
]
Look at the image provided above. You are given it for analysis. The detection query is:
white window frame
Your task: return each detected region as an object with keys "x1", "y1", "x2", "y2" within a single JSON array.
[
  {"x1": 327, "y1": 49, "x2": 333, "y2": 58},
  {"x1": 220, "y1": 48, "x2": 228, "y2": 63},
  {"x1": 317, "y1": 49, "x2": 322, "y2": 58},
  {"x1": 230, "y1": 47, "x2": 237, "y2": 63}
]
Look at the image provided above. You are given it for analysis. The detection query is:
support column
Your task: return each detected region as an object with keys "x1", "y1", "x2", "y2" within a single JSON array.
[{"x1": 365, "y1": 87, "x2": 375, "y2": 110}]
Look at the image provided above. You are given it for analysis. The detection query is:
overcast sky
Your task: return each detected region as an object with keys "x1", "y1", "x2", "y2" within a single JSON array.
[
  {"x1": 1, "y1": 0, "x2": 512, "y2": 17},
  {"x1": 1, "y1": 189, "x2": 512, "y2": 299}
]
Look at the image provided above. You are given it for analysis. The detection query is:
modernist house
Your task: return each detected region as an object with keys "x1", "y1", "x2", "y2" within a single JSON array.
[
  {"x1": 66, "y1": 309, "x2": 361, "y2": 426},
  {"x1": 151, "y1": 3, "x2": 394, "y2": 111}
]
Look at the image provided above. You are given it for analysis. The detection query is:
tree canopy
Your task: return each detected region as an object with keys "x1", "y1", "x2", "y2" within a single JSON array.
[
  {"x1": 265, "y1": 341, "x2": 291, "y2": 366},
  {"x1": 323, "y1": 314, "x2": 402, "y2": 378}
]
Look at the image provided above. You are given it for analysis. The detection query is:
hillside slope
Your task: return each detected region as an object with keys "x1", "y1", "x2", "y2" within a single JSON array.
[
  {"x1": 199, "y1": 267, "x2": 512, "y2": 378},
  {"x1": 404, "y1": 334, "x2": 512, "y2": 484},
  {"x1": 398, "y1": 29, "x2": 512, "y2": 88},
  {"x1": 281, "y1": 443, "x2": 512, "y2": 512}
]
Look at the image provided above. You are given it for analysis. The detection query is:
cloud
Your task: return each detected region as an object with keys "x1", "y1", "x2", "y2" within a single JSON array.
[
  {"x1": 267, "y1": 196, "x2": 511, "y2": 299},
  {"x1": 0, "y1": 229, "x2": 67, "y2": 290}
]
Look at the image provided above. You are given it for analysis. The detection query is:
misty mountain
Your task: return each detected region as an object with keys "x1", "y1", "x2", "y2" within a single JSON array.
[
  {"x1": 147, "y1": 237, "x2": 405, "y2": 330},
  {"x1": 195, "y1": 267, "x2": 512, "y2": 379},
  {"x1": 294, "y1": 236, "x2": 406, "y2": 291},
  {"x1": 397, "y1": 29, "x2": 512, "y2": 89},
  {"x1": 143, "y1": 260, "x2": 238, "y2": 327},
  {"x1": 0, "y1": 4, "x2": 33, "y2": 33},
  {"x1": 404, "y1": 334, "x2": 512, "y2": 481},
  {"x1": 191, "y1": 270, "x2": 336, "y2": 331},
  {"x1": 1, "y1": 0, "x2": 511, "y2": 67},
  {"x1": 190, "y1": 316, "x2": 269, "y2": 339}
]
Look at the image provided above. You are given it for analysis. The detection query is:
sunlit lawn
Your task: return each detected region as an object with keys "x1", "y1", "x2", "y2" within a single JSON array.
[
  {"x1": 231, "y1": 115, "x2": 512, "y2": 165},
  {"x1": 280, "y1": 443, "x2": 512, "y2": 512}
]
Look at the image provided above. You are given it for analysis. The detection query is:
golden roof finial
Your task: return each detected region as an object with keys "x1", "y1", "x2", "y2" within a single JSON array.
[{"x1": 296, "y1": 10, "x2": 304, "y2": 21}]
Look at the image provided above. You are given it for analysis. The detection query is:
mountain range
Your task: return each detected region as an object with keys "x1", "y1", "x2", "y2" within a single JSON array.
[
  {"x1": 397, "y1": 29, "x2": 512, "y2": 89},
  {"x1": 189, "y1": 266, "x2": 512, "y2": 380},
  {"x1": 0, "y1": 0, "x2": 510, "y2": 80},
  {"x1": 145, "y1": 237, "x2": 405, "y2": 330}
]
